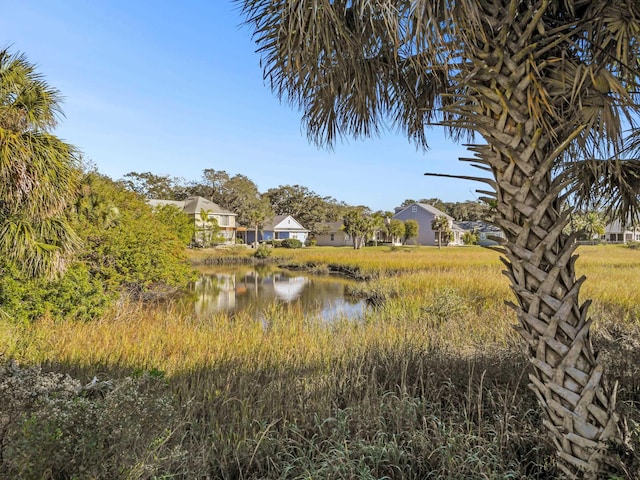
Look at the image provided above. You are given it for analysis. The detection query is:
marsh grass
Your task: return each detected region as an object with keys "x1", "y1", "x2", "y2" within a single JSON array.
[{"x1": 1, "y1": 245, "x2": 639, "y2": 478}]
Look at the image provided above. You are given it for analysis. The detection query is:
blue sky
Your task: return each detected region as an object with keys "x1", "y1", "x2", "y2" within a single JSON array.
[{"x1": 3, "y1": 1, "x2": 483, "y2": 211}]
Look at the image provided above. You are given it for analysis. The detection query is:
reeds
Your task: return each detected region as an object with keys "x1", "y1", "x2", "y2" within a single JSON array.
[{"x1": 1, "y1": 244, "x2": 639, "y2": 478}]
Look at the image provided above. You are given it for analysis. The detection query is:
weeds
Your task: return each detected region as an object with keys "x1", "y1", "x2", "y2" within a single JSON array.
[{"x1": 1, "y1": 245, "x2": 639, "y2": 478}]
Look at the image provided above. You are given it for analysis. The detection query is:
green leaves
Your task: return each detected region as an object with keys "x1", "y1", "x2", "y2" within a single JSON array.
[{"x1": 0, "y1": 48, "x2": 80, "y2": 278}]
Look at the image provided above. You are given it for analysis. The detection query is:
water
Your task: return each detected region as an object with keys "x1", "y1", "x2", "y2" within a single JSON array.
[{"x1": 188, "y1": 265, "x2": 367, "y2": 320}]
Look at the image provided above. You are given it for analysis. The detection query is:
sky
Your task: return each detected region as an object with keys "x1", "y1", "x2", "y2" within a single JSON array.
[{"x1": 2, "y1": 1, "x2": 485, "y2": 211}]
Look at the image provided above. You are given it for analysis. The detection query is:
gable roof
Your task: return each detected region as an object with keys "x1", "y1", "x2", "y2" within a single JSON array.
[
  {"x1": 455, "y1": 220, "x2": 502, "y2": 234},
  {"x1": 148, "y1": 196, "x2": 236, "y2": 216},
  {"x1": 263, "y1": 214, "x2": 309, "y2": 232},
  {"x1": 182, "y1": 196, "x2": 236, "y2": 216},
  {"x1": 393, "y1": 203, "x2": 453, "y2": 221}
]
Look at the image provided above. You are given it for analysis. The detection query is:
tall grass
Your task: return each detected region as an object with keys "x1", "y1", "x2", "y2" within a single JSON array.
[{"x1": 1, "y1": 244, "x2": 639, "y2": 478}]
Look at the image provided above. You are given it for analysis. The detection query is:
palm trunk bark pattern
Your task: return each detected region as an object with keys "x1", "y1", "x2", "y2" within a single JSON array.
[{"x1": 459, "y1": 1, "x2": 623, "y2": 477}]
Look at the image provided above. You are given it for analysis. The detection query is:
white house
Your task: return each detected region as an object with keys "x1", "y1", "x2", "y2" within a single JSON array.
[
  {"x1": 246, "y1": 215, "x2": 309, "y2": 244},
  {"x1": 604, "y1": 220, "x2": 640, "y2": 243}
]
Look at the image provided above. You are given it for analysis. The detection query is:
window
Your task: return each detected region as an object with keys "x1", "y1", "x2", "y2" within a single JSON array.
[
  {"x1": 411, "y1": 205, "x2": 417, "y2": 213},
  {"x1": 219, "y1": 215, "x2": 229, "y2": 226},
  {"x1": 330, "y1": 233, "x2": 335, "y2": 241}
]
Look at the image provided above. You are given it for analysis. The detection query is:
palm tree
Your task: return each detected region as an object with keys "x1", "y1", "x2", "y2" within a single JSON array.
[
  {"x1": 238, "y1": 1, "x2": 640, "y2": 477},
  {"x1": 431, "y1": 215, "x2": 451, "y2": 249},
  {"x1": 0, "y1": 48, "x2": 80, "y2": 277}
]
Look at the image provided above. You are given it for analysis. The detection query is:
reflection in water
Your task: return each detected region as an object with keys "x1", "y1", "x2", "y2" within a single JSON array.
[{"x1": 191, "y1": 266, "x2": 366, "y2": 320}]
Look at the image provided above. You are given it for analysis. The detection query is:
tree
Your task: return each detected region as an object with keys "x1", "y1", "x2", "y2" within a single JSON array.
[
  {"x1": 0, "y1": 48, "x2": 81, "y2": 278},
  {"x1": 431, "y1": 216, "x2": 451, "y2": 249},
  {"x1": 403, "y1": 219, "x2": 419, "y2": 245},
  {"x1": 195, "y1": 209, "x2": 224, "y2": 247},
  {"x1": 462, "y1": 230, "x2": 479, "y2": 246},
  {"x1": 342, "y1": 209, "x2": 373, "y2": 249},
  {"x1": 569, "y1": 212, "x2": 607, "y2": 241},
  {"x1": 217, "y1": 174, "x2": 273, "y2": 230},
  {"x1": 265, "y1": 184, "x2": 344, "y2": 234},
  {"x1": 120, "y1": 171, "x2": 188, "y2": 200},
  {"x1": 187, "y1": 168, "x2": 230, "y2": 204},
  {"x1": 153, "y1": 204, "x2": 196, "y2": 246},
  {"x1": 239, "y1": 2, "x2": 640, "y2": 475},
  {"x1": 388, "y1": 219, "x2": 405, "y2": 245}
]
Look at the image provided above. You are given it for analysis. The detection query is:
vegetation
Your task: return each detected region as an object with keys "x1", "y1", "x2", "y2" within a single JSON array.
[
  {"x1": 152, "y1": 203, "x2": 196, "y2": 245},
  {"x1": 431, "y1": 216, "x2": 452, "y2": 249},
  {"x1": 2, "y1": 246, "x2": 640, "y2": 478},
  {"x1": 462, "y1": 230, "x2": 479, "y2": 246},
  {"x1": 238, "y1": 1, "x2": 640, "y2": 475},
  {"x1": 342, "y1": 208, "x2": 376, "y2": 249},
  {"x1": 0, "y1": 48, "x2": 81, "y2": 278},
  {"x1": 0, "y1": 173, "x2": 196, "y2": 322},
  {"x1": 278, "y1": 238, "x2": 303, "y2": 249},
  {"x1": 403, "y1": 219, "x2": 419, "y2": 245},
  {"x1": 265, "y1": 184, "x2": 348, "y2": 235}
]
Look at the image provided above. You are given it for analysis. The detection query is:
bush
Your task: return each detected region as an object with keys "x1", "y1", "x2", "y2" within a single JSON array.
[
  {"x1": 0, "y1": 361, "x2": 185, "y2": 479},
  {"x1": 254, "y1": 245, "x2": 272, "y2": 258},
  {"x1": 462, "y1": 231, "x2": 479, "y2": 245},
  {"x1": 280, "y1": 238, "x2": 303, "y2": 249},
  {"x1": 305, "y1": 238, "x2": 317, "y2": 247}
]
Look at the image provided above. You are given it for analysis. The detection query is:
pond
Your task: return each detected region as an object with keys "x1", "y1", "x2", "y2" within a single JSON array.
[{"x1": 184, "y1": 265, "x2": 368, "y2": 321}]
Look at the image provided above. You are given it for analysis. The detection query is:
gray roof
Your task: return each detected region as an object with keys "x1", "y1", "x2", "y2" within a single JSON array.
[
  {"x1": 263, "y1": 214, "x2": 309, "y2": 232},
  {"x1": 394, "y1": 203, "x2": 453, "y2": 221},
  {"x1": 148, "y1": 196, "x2": 236, "y2": 216},
  {"x1": 455, "y1": 220, "x2": 502, "y2": 233}
]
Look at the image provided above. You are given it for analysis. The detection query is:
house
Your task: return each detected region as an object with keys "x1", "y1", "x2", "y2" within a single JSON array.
[
  {"x1": 392, "y1": 202, "x2": 464, "y2": 246},
  {"x1": 604, "y1": 220, "x2": 640, "y2": 243},
  {"x1": 456, "y1": 220, "x2": 505, "y2": 246},
  {"x1": 149, "y1": 196, "x2": 237, "y2": 245},
  {"x1": 245, "y1": 214, "x2": 309, "y2": 245},
  {"x1": 313, "y1": 221, "x2": 352, "y2": 246}
]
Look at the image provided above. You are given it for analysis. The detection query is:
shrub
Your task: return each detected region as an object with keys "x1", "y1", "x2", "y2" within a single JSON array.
[
  {"x1": 254, "y1": 245, "x2": 272, "y2": 258},
  {"x1": 0, "y1": 361, "x2": 185, "y2": 479},
  {"x1": 462, "y1": 231, "x2": 479, "y2": 245},
  {"x1": 280, "y1": 238, "x2": 303, "y2": 249},
  {"x1": 305, "y1": 237, "x2": 317, "y2": 247}
]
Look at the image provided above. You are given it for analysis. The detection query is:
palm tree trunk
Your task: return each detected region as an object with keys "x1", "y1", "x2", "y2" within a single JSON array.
[
  {"x1": 461, "y1": 3, "x2": 623, "y2": 477},
  {"x1": 473, "y1": 143, "x2": 622, "y2": 478}
]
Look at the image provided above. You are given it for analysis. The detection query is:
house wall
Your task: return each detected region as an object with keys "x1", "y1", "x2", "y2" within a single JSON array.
[
  {"x1": 393, "y1": 206, "x2": 438, "y2": 246},
  {"x1": 194, "y1": 213, "x2": 236, "y2": 245},
  {"x1": 245, "y1": 230, "x2": 308, "y2": 244},
  {"x1": 604, "y1": 223, "x2": 640, "y2": 243},
  {"x1": 393, "y1": 204, "x2": 464, "y2": 246},
  {"x1": 315, "y1": 232, "x2": 351, "y2": 247}
]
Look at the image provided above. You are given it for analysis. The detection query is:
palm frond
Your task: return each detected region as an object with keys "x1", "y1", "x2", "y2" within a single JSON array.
[{"x1": 563, "y1": 157, "x2": 640, "y2": 224}]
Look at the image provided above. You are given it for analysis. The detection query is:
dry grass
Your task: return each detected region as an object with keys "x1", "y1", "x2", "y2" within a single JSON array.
[{"x1": 1, "y1": 244, "x2": 639, "y2": 478}]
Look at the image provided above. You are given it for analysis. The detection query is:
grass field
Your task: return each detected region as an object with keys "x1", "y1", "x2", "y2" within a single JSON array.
[{"x1": 1, "y1": 245, "x2": 639, "y2": 478}]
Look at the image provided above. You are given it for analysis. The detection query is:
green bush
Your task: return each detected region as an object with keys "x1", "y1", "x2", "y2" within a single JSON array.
[
  {"x1": 254, "y1": 244, "x2": 272, "y2": 258},
  {"x1": 73, "y1": 173, "x2": 196, "y2": 299},
  {"x1": 280, "y1": 238, "x2": 303, "y2": 249},
  {"x1": 0, "y1": 260, "x2": 111, "y2": 323},
  {"x1": 462, "y1": 231, "x2": 479, "y2": 245}
]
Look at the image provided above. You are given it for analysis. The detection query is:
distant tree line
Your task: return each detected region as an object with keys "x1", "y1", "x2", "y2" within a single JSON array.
[{"x1": 119, "y1": 171, "x2": 497, "y2": 237}]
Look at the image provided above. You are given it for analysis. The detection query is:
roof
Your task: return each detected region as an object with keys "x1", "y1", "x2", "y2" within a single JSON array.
[
  {"x1": 148, "y1": 199, "x2": 184, "y2": 209},
  {"x1": 393, "y1": 203, "x2": 453, "y2": 221},
  {"x1": 148, "y1": 196, "x2": 236, "y2": 216},
  {"x1": 182, "y1": 196, "x2": 236, "y2": 216},
  {"x1": 455, "y1": 220, "x2": 502, "y2": 234},
  {"x1": 315, "y1": 221, "x2": 344, "y2": 232},
  {"x1": 263, "y1": 214, "x2": 309, "y2": 232}
]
